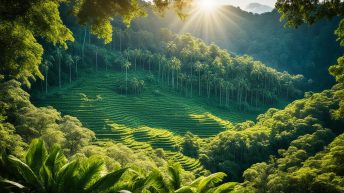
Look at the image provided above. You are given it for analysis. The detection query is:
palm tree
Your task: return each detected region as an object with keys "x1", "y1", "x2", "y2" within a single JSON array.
[
  {"x1": 195, "y1": 61, "x2": 204, "y2": 96},
  {"x1": 0, "y1": 139, "x2": 128, "y2": 193},
  {"x1": 169, "y1": 57, "x2": 181, "y2": 89},
  {"x1": 165, "y1": 41, "x2": 177, "y2": 58},
  {"x1": 179, "y1": 73, "x2": 187, "y2": 96},
  {"x1": 122, "y1": 60, "x2": 132, "y2": 95},
  {"x1": 103, "y1": 55, "x2": 110, "y2": 72},
  {"x1": 174, "y1": 172, "x2": 236, "y2": 193},
  {"x1": 74, "y1": 56, "x2": 80, "y2": 78},
  {"x1": 43, "y1": 56, "x2": 54, "y2": 94},
  {"x1": 65, "y1": 54, "x2": 74, "y2": 84},
  {"x1": 95, "y1": 46, "x2": 98, "y2": 72},
  {"x1": 82, "y1": 28, "x2": 86, "y2": 65},
  {"x1": 54, "y1": 47, "x2": 63, "y2": 88}
]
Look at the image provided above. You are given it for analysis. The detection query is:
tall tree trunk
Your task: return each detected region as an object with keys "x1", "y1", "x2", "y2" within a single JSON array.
[
  {"x1": 119, "y1": 31, "x2": 122, "y2": 51},
  {"x1": 69, "y1": 64, "x2": 72, "y2": 84},
  {"x1": 158, "y1": 60, "x2": 161, "y2": 82},
  {"x1": 135, "y1": 56, "x2": 137, "y2": 71},
  {"x1": 82, "y1": 28, "x2": 86, "y2": 65},
  {"x1": 176, "y1": 71, "x2": 179, "y2": 89},
  {"x1": 168, "y1": 69, "x2": 170, "y2": 86},
  {"x1": 198, "y1": 71, "x2": 201, "y2": 96},
  {"x1": 59, "y1": 57, "x2": 61, "y2": 88},
  {"x1": 172, "y1": 70, "x2": 175, "y2": 88},
  {"x1": 95, "y1": 47, "x2": 98, "y2": 72},
  {"x1": 45, "y1": 67, "x2": 48, "y2": 94},
  {"x1": 88, "y1": 29, "x2": 91, "y2": 44},
  {"x1": 75, "y1": 60, "x2": 78, "y2": 79},
  {"x1": 126, "y1": 68, "x2": 128, "y2": 95},
  {"x1": 190, "y1": 66, "x2": 193, "y2": 97},
  {"x1": 219, "y1": 85, "x2": 222, "y2": 105}
]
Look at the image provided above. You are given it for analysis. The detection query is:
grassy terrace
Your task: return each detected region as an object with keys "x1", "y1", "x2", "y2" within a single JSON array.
[{"x1": 32, "y1": 71, "x2": 263, "y2": 172}]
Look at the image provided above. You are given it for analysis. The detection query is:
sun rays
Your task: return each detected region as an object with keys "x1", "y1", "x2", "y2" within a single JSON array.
[
  {"x1": 198, "y1": 0, "x2": 221, "y2": 12},
  {"x1": 169, "y1": 0, "x2": 244, "y2": 44}
]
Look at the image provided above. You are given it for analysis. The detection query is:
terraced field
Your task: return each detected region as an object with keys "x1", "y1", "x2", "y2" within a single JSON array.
[
  {"x1": 31, "y1": 71, "x2": 262, "y2": 172},
  {"x1": 33, "y1": 71, "x2": 257, "y2": 136}
]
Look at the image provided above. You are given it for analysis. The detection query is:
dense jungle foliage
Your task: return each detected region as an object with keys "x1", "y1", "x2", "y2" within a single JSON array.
[{"x1": 0, "y1": 0, "x2": 344, "y2": 193}]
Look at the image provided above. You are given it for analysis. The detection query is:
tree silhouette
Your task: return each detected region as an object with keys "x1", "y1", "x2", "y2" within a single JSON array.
[
  {"x1": 122, "y1": 60, "x2": 132, "y2": 95},
  {"x1": 54, "y1": 47, "x2": 63, "y2": 89}
]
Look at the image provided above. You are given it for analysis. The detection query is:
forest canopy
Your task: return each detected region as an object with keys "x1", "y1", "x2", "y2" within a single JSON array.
[{"x1": 1, "y1": 0, "x2": 344, "y2": 193}]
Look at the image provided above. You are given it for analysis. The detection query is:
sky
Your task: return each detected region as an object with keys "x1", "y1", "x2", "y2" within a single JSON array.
[{"x1": 217, "y1": 0, "x2": 277, "y2": 8}]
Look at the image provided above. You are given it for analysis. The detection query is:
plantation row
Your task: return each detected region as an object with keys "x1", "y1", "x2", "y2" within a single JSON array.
[
  {"x1": 96, "y1": 123, "x2": 205, "y2": 173},
  {"x1": 32, "y1": 72, "x2": 259, "y2": 172},
  {"x1": 33, "y1": 72, "x2": 255, "y2": 136}
]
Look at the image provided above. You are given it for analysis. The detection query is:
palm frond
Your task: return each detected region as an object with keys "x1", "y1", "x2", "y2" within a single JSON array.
[
  {"x1": 130, "y1": 177, "x2": 146, "y2": 193},
  {"x1": 197, "y1": 172, "x2": 227, "y2": 193},
  {"x1": 77, "y1": 156, "x2": 104, "y2": 190},
  {"x1": 211, "y1": 182, "x2": 238, "y2": 193},
  {"x1": 44, "y1": 145, "x2": 67, "y2": 178},
  {"x1": 174, "y1": 186, "x2": 196, "y2": 193},
  {"x1": 145, "y1": 169, "x2": 170, "y2": 193},
  {"x1": 55, "y1": 160, "x2": 79, "y2": 193},
  {"x1": 85, "y1": 168, "x2": 127, "y2": 193},
  {"x1": 168, "y1": 163, "x2": 182, "y2": 190},
  {"x1": 25, "y1": 138, "x2": 47, "y2": 175},
  {"x1": 40, "y1": 163, "x2": 53, "y2": 192},
  {"x1": 8, "y1": 155, "x2": 44, "y2": 191},
  {"x1": 0, "y1": 178, "x2": 25, "y2": 189},
  {"x1": 189, "y1": 176, "x2": 204, "y2": 188}
]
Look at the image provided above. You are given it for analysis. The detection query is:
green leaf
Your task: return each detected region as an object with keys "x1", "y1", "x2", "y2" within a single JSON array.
[
  {"x1": 144, "y1": 169, "x2": 169, "y2": 193},
  {"x1": 77, "y1": 157, "x2": 104, "y2": 190},
  {"x1": 85, "y1": 168, "x2": 127, "y2": 193},
  {"x1": 168, "y1": 163, "x2": 182, "y2": 190},
  {"x1": 25, "y1": 138, "x2": 47, "y2": 175},
  {"x1": 212, "y1": 182, "x2": 238, "y2": 193},
  {"x1": 8, "y1": 155, "x2": 43, "y2": 190},
  {"x1": 0, "y1": 178, "x2": 25, "y2": 189},
  {"x1": 175, "y1": 186, "x2": 196, "y2": 193},
  {"x1": 197, "y1": 172, "x2": 227, "y2": 193},
  {"x1": 55, "y1": 161, "x2": 79, "y2": 193},
  {"x1": 44, "y1": 145, "x2": 67, "y2": 178}
]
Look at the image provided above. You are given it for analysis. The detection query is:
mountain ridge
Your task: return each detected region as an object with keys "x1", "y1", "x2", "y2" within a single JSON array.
[{"x1": 244, "y1": 2, "x2": 274, "y2": 14}]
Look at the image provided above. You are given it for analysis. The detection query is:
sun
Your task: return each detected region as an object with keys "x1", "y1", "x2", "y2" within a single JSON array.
[{"x1": 198, "y1": 0, "x2": 220, "y2": 12}]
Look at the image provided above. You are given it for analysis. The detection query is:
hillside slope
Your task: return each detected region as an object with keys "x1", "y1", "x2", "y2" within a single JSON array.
[
  {"x1": 31, "y1": 71, "x2": 288, "y2": 172},
  {"x1": 32, "y1": 71, "x2": 265, "y2": 137}
]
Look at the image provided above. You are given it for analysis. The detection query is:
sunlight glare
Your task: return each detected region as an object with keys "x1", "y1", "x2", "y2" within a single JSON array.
[{"x1": 198, "y1": 0, "x2": 220, "y2": 12}]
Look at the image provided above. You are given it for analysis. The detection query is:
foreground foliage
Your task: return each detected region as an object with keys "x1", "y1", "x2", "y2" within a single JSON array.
[{"x1": 0, "y1": 139, "x2": 237, "y2": 193}]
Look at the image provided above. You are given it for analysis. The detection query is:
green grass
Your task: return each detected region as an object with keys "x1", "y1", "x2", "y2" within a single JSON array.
[
  {"x1": 32, "y1": 71, "x2": 258, "y2": 136},
  {"x1": 31, "y1": 70, "x2": 278, "y2": 172}
]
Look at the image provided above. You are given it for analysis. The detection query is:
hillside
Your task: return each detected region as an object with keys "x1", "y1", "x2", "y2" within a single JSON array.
[
  {"x1": 1, "y1": 1, "x2": 344, "y2": 193},
  {"x1": 31, "y1": 70, "x2": 290, "y2": 173},
  {"x1": 32, "y1": 71, "x2": 263, "y2": 136},
  {"x1": 135, "y1": 6, "x2": 343, "y2": 89}
]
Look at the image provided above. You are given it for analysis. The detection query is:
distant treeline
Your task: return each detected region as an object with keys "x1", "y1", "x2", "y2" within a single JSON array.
[{"x1": 33, "y1": 7, "x2": 305, "y2": 111}]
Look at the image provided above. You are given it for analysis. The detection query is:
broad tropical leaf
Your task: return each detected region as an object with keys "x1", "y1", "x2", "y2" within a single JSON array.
[
  {"x1": 77, "y1": 156, "x2": 104, "y2": 190},
  {"x1": 85, "y1": 168, "x2": 127, "y2": 193},
  {"x1": 197, "y1": 172, "x2": 227, "y2": 193},
  {"x1": 174, "y1": 186, "x2": 196, "y2": 193},
  {"x1": 44, "y1": 145, "x2": 67, "y2": 178},
  {"x1": 212, "y1": 182, "x2": 238, "y2": 193},
  {"x1": 0, "y1": 178, "x2": 25, "y2": 189},
  {"x1": 8, "y1": 155, "x2": 44, "y2": 191},
  {"x1": 145, "y1": 169, "x2": 169, "y2": 193},
  {"x1": 55, "y1": 160, "x2": 79, "y2": 193},
  {"x1": 25, "y1": 138, "x2": 47, "y2": 175},
  {"x1": 168, "y1": 163, "x2": 182, "y2": 190}
]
